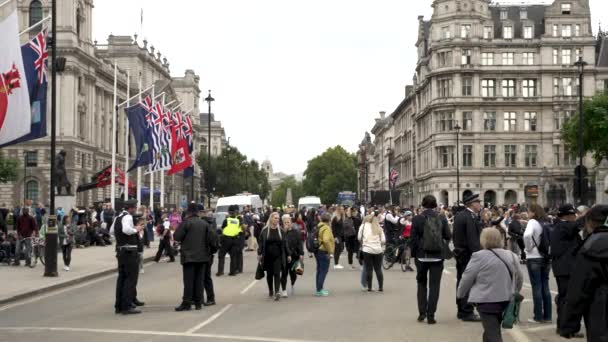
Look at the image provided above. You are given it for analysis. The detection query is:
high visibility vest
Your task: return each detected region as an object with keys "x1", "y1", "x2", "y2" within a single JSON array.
[{"x1": 223, "y1": 217, "x2": 241, "y2": 237}]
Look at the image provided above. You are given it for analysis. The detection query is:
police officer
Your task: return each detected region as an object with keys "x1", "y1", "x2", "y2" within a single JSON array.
[
  {"x1": 452, "y1": 193, "x2": 482, "y2": 322},
  {"x1": 111, "y1": 200, "x2": 144, "y2": 315},
  {"x1": 216, "y1": 205, "x2": 246, "y2": 276}
]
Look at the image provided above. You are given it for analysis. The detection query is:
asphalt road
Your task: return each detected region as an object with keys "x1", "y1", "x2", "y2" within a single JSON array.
[{"x1": 0, "y1": 252, "x2": 570, "y2": 342}]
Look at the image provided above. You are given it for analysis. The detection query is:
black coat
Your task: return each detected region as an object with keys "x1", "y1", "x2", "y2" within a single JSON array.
[
  {"x1": 550, "y1": 218, "x2": 583, "y2": 277},
  {"x1": 173, "y1": 215, "x2": 214, "y2": 264},
  {"x1": 453, "y1": 208, "x2": 482, "y2": 255},
  {"x1": 285, "y1": 225, "x2": 304, "y2": 258},
  {"x1": 332, "y1": 217, "x2": 344, "y2": 239},
  {"x1": 561, "y1": 228, "x2": 608, "y2": 341},
  {"x1": 410, "y1": 209, "x2": 451, "y2": 260},
  {"x1": 257, "y1": 226, "x2": 289, "y2": 270}
]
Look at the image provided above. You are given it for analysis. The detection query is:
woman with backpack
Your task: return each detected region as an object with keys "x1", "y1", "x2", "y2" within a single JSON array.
[
  {"x1": 358, "y1": 212, "x2": 386, "y2": 292},
  {"x1": 343, "y1": 207, "x2": 359, "y2": 270},
  {"x1": 258, "y1": 212, "x2": 289, "y2": 301},
  {"x1": 523, "y1": 204, "x2": 552, "y2": 324},
  {"x1": 313, "y1": 213, "x2": 335, "y2": 297},
  {"x1": 331, "y1": 207, "x2": 345, "y2": 269}
]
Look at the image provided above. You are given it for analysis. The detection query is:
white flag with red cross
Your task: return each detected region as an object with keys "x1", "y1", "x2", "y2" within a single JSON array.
[{"x1": 0, "y1": 10, "x2": 32, "y2": 145}]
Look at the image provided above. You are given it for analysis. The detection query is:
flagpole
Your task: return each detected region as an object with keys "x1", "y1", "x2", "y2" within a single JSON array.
[
  {"x1": 160, "y1": 94, "x2": 166, "y2": 210},
  {"x1": 149, "y1": 86, "x2": 155, "y2": 212},
  {"x1": 136, "y1": 73, "x2": 143, "y2": 208},
  {"x1": 19, "y1": 15, "x2": 51, "y2": 36},
  {"x1": 118, "y1": 84, "x2": 154, "y2": 107},
  {"x1": 124, "y1": 70, "x2": 130, "y2": 201},
  {"x1": 111, "y1": 62, "x2": 118, "y2": 210}
]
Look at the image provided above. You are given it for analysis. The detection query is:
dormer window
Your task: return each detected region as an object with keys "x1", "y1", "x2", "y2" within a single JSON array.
[
  {"x1": 520, "y1": 9, "x2": 528, "y2": 19},
  {"x1": 500, "y1": 10, "x2": 508, "y2": 20},
  {"x1": 561, "y1": 3, "x2": 571, "y2": 15}
]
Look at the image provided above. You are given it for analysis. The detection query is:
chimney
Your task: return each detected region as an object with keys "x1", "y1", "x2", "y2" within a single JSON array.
[{"x1": 379, "y1": 111, "x2": 386, "y2": 119}]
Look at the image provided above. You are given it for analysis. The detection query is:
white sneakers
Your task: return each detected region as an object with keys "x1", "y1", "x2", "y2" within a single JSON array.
[
  {"x1": 281, "y1": 290, "x2": 288, "y2": 298},
  {"x1": 63, "y1": 266, "x2": 70, "y2": 271},
  {"x1": 333, "y1": 264, "x2": 344, "y2": 270}
]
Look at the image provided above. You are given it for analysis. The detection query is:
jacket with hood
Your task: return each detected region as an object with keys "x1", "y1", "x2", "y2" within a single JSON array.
[
  {"x1": 561, "y1": 227, "x2": 608, "y2": 341},
  {"x1": 318, "y1": 222, "x2": 335, "y2": 255},
  {"x1": 285, "y1": 224, "x2": 304, "y2": 258}
]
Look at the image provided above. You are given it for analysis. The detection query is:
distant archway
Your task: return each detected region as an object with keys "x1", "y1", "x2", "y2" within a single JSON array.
[
  {"x1": 504, "y1": 190, "x2": 517, "y2": 205},
  {"x1": 484, "y1": 190, "x2": 497, "y2": 207},
  {"x1": 440, "y1": 190, "x2": 449, "y2": 207}
]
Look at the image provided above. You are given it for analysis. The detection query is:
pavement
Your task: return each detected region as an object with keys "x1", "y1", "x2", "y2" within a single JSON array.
[{"x1": 0, "y1": 251, "x2": 575, "y2": 342}]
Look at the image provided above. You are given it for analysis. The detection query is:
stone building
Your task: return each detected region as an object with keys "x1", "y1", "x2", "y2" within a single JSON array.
[{"x1": 359, "y1": 0, "x2": 608, "y2": 207}]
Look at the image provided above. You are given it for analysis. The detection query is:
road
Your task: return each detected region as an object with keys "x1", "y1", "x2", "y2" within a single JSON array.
[{"x1": 0, "y1": 252, "x2": 569, "y2": 342}]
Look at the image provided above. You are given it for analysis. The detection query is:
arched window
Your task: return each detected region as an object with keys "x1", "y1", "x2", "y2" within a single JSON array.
[
  {"x1": 483, "y1": 190, "x2": 497, "y2": 208},
  {"x1": 29, "y1": 0, "x2": 43, "y2": 34},
  {"x1": 25, "y1": 180, "x2": 39, "y2": 203}
]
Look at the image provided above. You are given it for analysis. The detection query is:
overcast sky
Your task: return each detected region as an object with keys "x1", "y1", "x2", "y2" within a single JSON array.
[{"x1": 93, "y1": 0, "x2": 607, "y2": 176}]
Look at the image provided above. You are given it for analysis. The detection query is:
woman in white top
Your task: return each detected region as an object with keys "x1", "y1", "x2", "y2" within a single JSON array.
[{"x1": 358, "y1": 213, "x2": 386, "y2": 292}]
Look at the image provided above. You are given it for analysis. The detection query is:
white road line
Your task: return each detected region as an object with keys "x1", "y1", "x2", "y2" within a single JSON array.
[
  {"x1": 0, "y1": 327, "x2": 324, "y2": 342},
  {"x1": 185, "y1": 304, "x2": 233, "y2": 334},
  {"x1": 240, "y1": 280, "x2": 258, "y2": 295}
]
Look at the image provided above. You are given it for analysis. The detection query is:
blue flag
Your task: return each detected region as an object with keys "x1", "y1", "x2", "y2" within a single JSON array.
[{"x1": 126, "y1": 102, "x2": 154, "y2": 172}]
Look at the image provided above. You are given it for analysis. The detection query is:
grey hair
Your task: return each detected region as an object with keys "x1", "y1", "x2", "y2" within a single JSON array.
[
  {"x1": 282, "y1": 214, "x2": 292, "y2": 222},
  {"x1": 321, "y1": 212, "x2": 332, "y2": 223}
]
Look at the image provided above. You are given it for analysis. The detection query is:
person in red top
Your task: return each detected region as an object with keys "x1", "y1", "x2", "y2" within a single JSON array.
[
  {"x1": 399, "y1": 211, "x2": 414, "y2": 272},
  {"x1": 13, "y1": 207, "x2": 38, "y2": 267},
  {"x1": 294, "y1": 212, "x2": 306, "y2": 242}
]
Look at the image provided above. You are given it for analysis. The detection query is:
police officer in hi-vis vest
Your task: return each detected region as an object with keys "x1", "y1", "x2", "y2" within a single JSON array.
[
  {"x1": 216, "y1": 205, "x2": 247, "y2": 276},
  {"x1": 111, "y1": 200, "x2": 145, "y2": 315}
]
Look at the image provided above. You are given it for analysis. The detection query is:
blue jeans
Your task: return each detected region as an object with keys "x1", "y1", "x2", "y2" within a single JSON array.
[
  {"x1": 526, "y1": 258, "x2": 552, "y2": 321},
  {"x1": 315, "y1": 251, "x2": 330, "y2": 292}
]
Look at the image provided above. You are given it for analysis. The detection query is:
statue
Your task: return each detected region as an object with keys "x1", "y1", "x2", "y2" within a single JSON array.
[{"x1": 53, "y1": 150, "x2": 72, "y2": 196}]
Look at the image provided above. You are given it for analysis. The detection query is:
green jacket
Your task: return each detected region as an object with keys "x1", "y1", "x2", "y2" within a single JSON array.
[{"x1": 318, "y1": 222, "x2": 335, "y2": 254}]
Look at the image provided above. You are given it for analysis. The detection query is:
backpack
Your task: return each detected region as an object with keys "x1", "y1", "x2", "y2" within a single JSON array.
[
  {"x1": 343, "y1": 217, "x2": 355, "y2": 237},
  {"x1": 422, "y1": 215, "x2": 444, "y2": 254},
  {"x1": 306, "y1": 225, "x2": 321, "y2": 253},
  {"x1": 207, "y1": 224, "x2": 219, "y2": 255},
  {"x1": 532, "y1": 220, "x2": 553, "y2": 259}
]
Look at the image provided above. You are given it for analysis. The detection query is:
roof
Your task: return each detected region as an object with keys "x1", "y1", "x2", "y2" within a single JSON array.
[
  {"x1": 489, "y1": 4, "x2": 547, "y2": 39},
  {"x1": 598, "y1": 37, "x2": 608, "y2": 67}
]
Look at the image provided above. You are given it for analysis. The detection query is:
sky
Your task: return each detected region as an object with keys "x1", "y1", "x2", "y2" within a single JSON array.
[{"x1": 93, "y1": 0, "x2": 607, "y2": 176}]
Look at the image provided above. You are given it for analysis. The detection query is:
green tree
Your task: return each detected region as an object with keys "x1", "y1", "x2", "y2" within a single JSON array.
[
  {"x1": 0, "y1": 153, "x2": 19, "y2": 183},
  {"x1": 271, "y1": 176, "x2": 304, "y2": 207},
  {"x1": 561, "y1": 91, "x2": 608, "y2": 165},
  {"x1": 302, "y1": 146, "x2": 357, "y2": 205}
]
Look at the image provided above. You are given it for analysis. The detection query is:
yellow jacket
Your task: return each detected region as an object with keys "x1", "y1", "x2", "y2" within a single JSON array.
[{"x1": 318, "y1": 222, "x2": 335, "y2": 254}]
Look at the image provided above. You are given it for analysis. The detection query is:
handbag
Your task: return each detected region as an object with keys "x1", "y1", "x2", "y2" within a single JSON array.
[
  {"x1": 442, "y1": 240, "x2": 454, "y2": 260},
  {"x1": 255, "y1": 262, "x2": 265, "y2": 280},
  {"x1": 293, "y1": 260, "x2": 304, "y2": 276},
  {"x1": 489, "y1": 250, "x2": 523, "y2": 329}
]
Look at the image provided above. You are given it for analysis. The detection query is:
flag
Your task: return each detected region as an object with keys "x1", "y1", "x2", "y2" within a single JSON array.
[
  {"x1": 0, "y1": 10, "x2": 32, "y2": 145},
  {"x1": 183, "y1": 114, "x2": 194, "y2": 177},
  {"x1": 0, "y1": 30, "x2": 48, "y2": 148},
  {"x1": 168, "y1": 111, "x2": 192, "y2": 175},
  {"x1": 77, "y1": 165, "x2": 134, "y2": 193},
  {"x1": 145, "y1": 100, "x2": 172, "y2": 172},
  {"x1": 126, "y1": 101, "x2": 154, "y2": 171},
  {"x1": 389, "y1": 168, "x2": 399, "y2": 190}
]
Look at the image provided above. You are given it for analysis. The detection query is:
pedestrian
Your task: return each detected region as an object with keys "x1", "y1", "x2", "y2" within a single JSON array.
[
  {"x1": 457, "y1": 228, "x2": 523, "y2": 342},
  {"x1": 111, "y1": 200, "x2": 145, "y2": 315},
  {"x1": 550, "y1": 204, "x2": 584, "y2": 337},
  {"x1": 331, "y1": 206, "x2": 345, "y2": 269},
  {"x1": 410, "y1": 195, "x2": 452, "y2": 324},
  {"x1": 281, "y1": 215, "x2": 304, "y2": 297},
  {"x1": 523, "y1": 204, "x2": 552, "y2": 324},
  {"x1": 173, "y1": 203, "x2": 216, "y2": 311},
  {"x1": 305, "y1": 208, "x2": 319, "y2": 258},
  {"x1": 243, "y1": 205, "x2": 257, "y2": 252},
  {"x1": 452, "y1": 193, "x2": 483, "y2": 322},
  {"x1": 201, "y1": 209, "x2": 217, "y2": 306},
  {"x1": 314, "y1": 213, "x2": 335, "y2": 297},
  {"x1": 13, "y1": 207, "x2": 38, "y2": 267},
  {"x1": 59, "y1": 215, "x2": 75, "y2": 271},
  {"x1": 258, "y1": 212, "x2": 288, "y2": 301},
  {"x1": 343, "y1": 207, "x2": 359, "y2": 270},
  {"x1": 560, "y1": 204, "x2": 608, "y2": 341},
  {"x1": 358, "y1": 212, "x2": 386, "y2": 292},
  {"x1": 507, "y1": 212, "x2": 526, "y2": 264},
  {"x1": 169, "y1": 208, "x2": 182, "y2": 230},
  {"x1": 154, "y1": 218, "x2": 175, "y2": 263},
  {"x1": 399, "y1": 211, "x2": 415, "y2": 272},
  {"x1": 217, "y1": 205, "x2": 245, "y2": 276}
]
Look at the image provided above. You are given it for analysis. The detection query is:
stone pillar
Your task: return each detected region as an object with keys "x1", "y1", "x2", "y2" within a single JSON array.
[{"x1": 596, "y1": 159, "x2": 608, "y2": 204}]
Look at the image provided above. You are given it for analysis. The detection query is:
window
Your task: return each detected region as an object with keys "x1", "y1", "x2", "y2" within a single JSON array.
[
  {"x1": 553, "y1": 145, "x2": 561, "y2": 166},
  {"x1": 524, "y1": 26, "x2": 533, "y2": 39},
  {"x1": 503, "y1": 112, "x2": 517, "y2": 131},
  {"x1": 523, "y1": 52, "x2": 534, "y2": 65},
  {"x1": 481, "y1": 52, "x2": 494, "y2": 65},
  {"x1": 575, "y1": 48, "x2": 582, "y2": 62},
  {"x1": 575, "y1": 24, "x2": 581, "y2": 36},
  {"x1": 463, "y1": 145, "x2": 473, "y2": 167},
  {"x1": 29, "y1": 0, "x2": 43, "y2": 34},
  {"x1": 524, "y1": 112, "x2": 537, "y2": 131},
  {"x1": 522, "y1": 79, "x2": 536, "y2": 97},
  {"x1": 484, "y1": 112, "x2": 496, "y2": 131},
  {"x1": 25, "y1": 151, "x2": 37, "y2": 167},
  {"x1": 502, "y1": 52, "x2": 514, "y2": 65},
  {"x1": 564, "y1": 149, "x2": 576, "y2": 165},
  {"x1": 562, "y1": 3, "x2": 571, "y2": 15},
  {"x1": 562, "y1": 24, "x2": 572, "y2": 37},
  {"x1": 505, "y1": 145, "x2": 517, "y2": 167},
  {"x1": 502, "y1": 79, "x2": 515, "y2": 97},
  {"x1": 25, "y1": 180, "x2": 39, "y2": 202},
  {"x1": 483, "y1": 26, "x2": 493, "y2": 39},
  {"x1": 525, "y1": 145, "x2": 538, "y2": 167},
  {"x1": 484, "y1": 145, "x2": 496, "y2": 167},
  {"x1": 438, "y1": 51, "x2": 452, "y2": 67},
  {"x1": 500, "y1": 10, "x2": 508, "y2": 20},
  {"x1": 520, "y1": 9, "x2": 528, "y2": 19},
  {"x1": 503, "y1": 26, "x2": 513, "y2": 39},
  {"x1": 438, "y1": 79, "x2": 452, "y2": 98},
  {"x1": 554, "y1": 111, "x2": 573, "y2": 130},
  {"x1": 554, "y1": 77, "x2": 560, "y2": 95},
  {"x1": 553, "y1": 24, "x2": 559, "y2": 37},
  {"x1": 438, "y1": 112, "x2": 454, "y2": 132},
  {"x1": 462, "y1": 111, "x2": 473, "y2": 131},
  {"x1": 438, "y1": 146, "x2": 454, "y2": 168},
  {"x1": 442, "y1": 26, "x2": 451, "y2": 39},
  {"x1": 461, "y1": 24, "x2": 471, "y2": 38},
  {"x1": 461, "y1": 49, "x2": 471, "y2": 65},
  {"x1": 462, "y1": 78, "x2": 472, "y2": 96},
  {"x1": 553, "y1": 48, "x2": 559, "y2": 64},
  {"x1": 481, "y1": 79, "x2": 496, "y2": 97},
  {"x1": 563, "y1": 77, "x2": 573, "y2": 96}
]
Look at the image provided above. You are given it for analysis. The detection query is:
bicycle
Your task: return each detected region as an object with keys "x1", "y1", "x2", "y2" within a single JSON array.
[
  {"x1": 383, "y1": 237, "x2": 412, "y2": 272},
  {"x1": 32, "y1": 236, "x2": 45, "y2": 266}
]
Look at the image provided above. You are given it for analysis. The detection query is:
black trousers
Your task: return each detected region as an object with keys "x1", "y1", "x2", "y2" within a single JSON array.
[
  {"x1": 154, "y1": 237, "x2": 174, "y2": 262},
  {"x1": 204, "y1": 256, "x2": 215, "y2": 302},
  {"x1": 415, "y1": 259, "x2": 443, "y2": 316},
  {"x1": 555, "y1": 275, "x2": 578, "y2": 332},
  {"x1": 456, "y1": 255, "x2": 475, "y2": 318},
  {"x1": 182, "y1": 262, "x2": 204, "y2": 305},
  {"x1": 114, "y1": 250, "x2": 140, "y2": 312},
  {"x1": 480, "y1": 312, "x2": 503, "y2": 342},
  {"x1": 236, "y1": 235, "x2": 245, "y2": 273},
  {"x1": 515, "y1": 238, "x2": 526, "y2": 260},
  {"x1": 345, "y1": 235, "x2": 359, "y2": 265},
  {"x1": 281, "y1": 257, "x2": 298, "y2": 290},
  {"x1": 334, "y1": 237, "x2": 344, "y2": 265},
  {"x1": 61, "y1": 243, "x2": 72, "y2": 267},
  {"x1": 217, "y1": 236, "x2": 239, "y2": 275},
  {"x1": 265, "y1": 255, "x2": 282, "y2": 295},
  {"x1": 363, "y1": 252, "x2": 384, "y2": 290}
]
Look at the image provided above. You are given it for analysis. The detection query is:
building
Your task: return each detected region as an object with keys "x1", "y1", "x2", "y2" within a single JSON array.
[
  {"x1": 359, "y1": 0, "x2": 608, "y2": 207},
  {"x1": 0, "y1": 0, "x2": 207, "y2": 208},
  {"x1": 198, "y1": 113, "x2": 226, "y2": 158}
]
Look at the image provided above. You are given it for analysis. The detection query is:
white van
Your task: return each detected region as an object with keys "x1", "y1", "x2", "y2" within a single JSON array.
[
  {"x1": 298, "y1": 196, "x2": 322, "y2": 211},
  {"x1": 213, "y1": 194, "x2": 264, "y2": 229}
]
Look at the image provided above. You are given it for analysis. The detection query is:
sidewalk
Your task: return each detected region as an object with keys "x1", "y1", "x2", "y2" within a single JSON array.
[{"x1": 0, "y1": 241, "x2": 160, "y2": 305}]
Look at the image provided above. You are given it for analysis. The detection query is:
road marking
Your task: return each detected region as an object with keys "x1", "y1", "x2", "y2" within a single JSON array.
[
  {"x1": 240, "y1": 280, "x2": 258, "y2": 295},
  {"x1": 185, "y1": 304, "x2": 233, "y2": 334},
  {"x1": 0, "y1": 327, "x2": 324, "y2": 342}
]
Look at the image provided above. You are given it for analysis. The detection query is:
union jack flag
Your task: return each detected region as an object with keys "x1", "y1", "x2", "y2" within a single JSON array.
[
  {"x1": 28, "y1": 30, "x2": 48, "y2": 85},
  {"x1": 172, "y1": 111, "x2": 188, "y2": 141}
]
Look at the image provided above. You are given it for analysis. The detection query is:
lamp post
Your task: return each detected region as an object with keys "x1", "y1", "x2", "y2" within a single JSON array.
[
  {"x1": 204, "y1": 90, "x2": 214, "y2": 209},
  {"x1": 454, "y1": 122, "x2": 462, "y2": 204},
  {"x1": 387, "y1": 144, "x2": 393, "y2": 205},
  {"x1": 225, "y1": 137, "x2": 231, "y2": 195},
  {"x1": 574, "y1": 58, "x2": 587, "y2": 205},
  {"x1": 242, "y1": 161, "x2": 249, "y2": 191}
]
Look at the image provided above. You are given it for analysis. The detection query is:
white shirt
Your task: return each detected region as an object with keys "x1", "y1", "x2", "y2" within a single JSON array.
[
  {"x1": 523, "y1": 218, "x2": 543, "y2": 259},
  {"x1": 109, "y1": 211, "x2": 137, "y2": 236},
  {"x1": 385, "y1": 212, "x2": 399, "y2": 225}
]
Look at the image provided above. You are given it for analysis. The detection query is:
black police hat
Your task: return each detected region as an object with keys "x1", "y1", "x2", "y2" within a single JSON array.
[
  {"x1": 124, "y1": 200, "x2": 138, "y2": 209},
  {"x1": 463, "y1": 193, "x2": 481, "y2": 205},
  {"x1": 187, "y1": 202, "x2": 198, "y2": 214},
  {"x1": 228, "y1": 205, "x2": 239, "y2": 213},
  {"x1": 557, "y1": 204, "x2": 576, "y2": 217}
]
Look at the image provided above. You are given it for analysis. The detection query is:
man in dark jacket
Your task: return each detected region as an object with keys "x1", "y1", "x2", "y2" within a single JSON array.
[
  {"x1": 201, "y1": 210, "x2": 217, "y2": 306},
  {"x1": 13, "y1": 207, "x2": 38, "y2": 267},
  {"x1": 551, "y1": 204, "x2": 584, "y2": 337},
  {"x1": 452, "y1": 193, "x2": 483, "y2": 322},
  {"x1": 410, "y1": 195, "x2": 451, "y2": 325},
  {"x1": 173, "y1": 203, "x2": 215, "y2": 311},
  {"x1": 561, "y1": 204, "x2": 608, "y2": 341}
]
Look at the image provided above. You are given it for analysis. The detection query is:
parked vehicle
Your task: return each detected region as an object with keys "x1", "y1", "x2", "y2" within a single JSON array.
[
  {"x1": 298, "y1": 196, "x2": 321, "y2": 211},
  {"x1": 214, "y1": 194, "x2": 263, "y2": 229}
]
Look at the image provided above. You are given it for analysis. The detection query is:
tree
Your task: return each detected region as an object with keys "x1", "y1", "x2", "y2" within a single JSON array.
[
  {"x1": 0, "y1": 153, "x2": 19, "y2": 183},
  {"x1": 302, "y1": 146, "x2": 357, "y2": 205},
  {"x1": 561, "y1": 91, "x2": 608, "y2": 165},
  {"x1": 271, "y1": 176, "x2": 304, "y2": 207}
]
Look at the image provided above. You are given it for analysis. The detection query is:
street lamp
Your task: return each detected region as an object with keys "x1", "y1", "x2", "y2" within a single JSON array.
[
  {"x1": 574, "y1": 57, "x2": 587, "y2": 205},
  {"x1": 204, "y1": 90, "x2": 214, "y2": 209},
  {"x1": 387, "y1": 144, "x2": 393, "y2": 205},
  {"x1": 225, "y1": 137, "x2": 231, "y2": 195},
  {"x1": 242, "y1": 160, "x2": 249, "y2": 191},
  {"x1": 454, "y1": 121, "x2": 462, "y2": 204}
]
